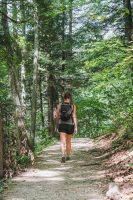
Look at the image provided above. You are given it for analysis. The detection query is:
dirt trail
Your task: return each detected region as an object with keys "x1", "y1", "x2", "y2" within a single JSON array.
[{"x1": 2, "y1": 138, "x2": 108, "y2": 200}]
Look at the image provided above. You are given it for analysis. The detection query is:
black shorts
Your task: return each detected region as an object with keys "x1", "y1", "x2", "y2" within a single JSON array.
[{"x1": 58, "y1": 123, "x2": 74, "y2": 134}]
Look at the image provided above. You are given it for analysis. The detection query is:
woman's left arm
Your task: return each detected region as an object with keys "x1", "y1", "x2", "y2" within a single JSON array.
[{"x1": 72, "y1": 105, "x2": 78, "y2": 134}]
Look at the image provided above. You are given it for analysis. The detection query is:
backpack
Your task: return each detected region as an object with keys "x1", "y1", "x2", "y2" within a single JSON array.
[{"x1": 60, "y1": 104, "x2": 73, "y2": 121}]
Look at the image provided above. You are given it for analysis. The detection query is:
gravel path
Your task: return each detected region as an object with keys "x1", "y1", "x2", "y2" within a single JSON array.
[{"x1": 2, "y1": 138, "x2": 108, "y2": 200}]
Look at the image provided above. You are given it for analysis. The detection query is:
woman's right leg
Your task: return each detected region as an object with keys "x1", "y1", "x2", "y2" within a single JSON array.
[
  {"x1": 60, "y1": 132, "x2": 66, "y2": 161},
  {"x1": 66, "y1": 134, "x2": 72, "y2": 158}
]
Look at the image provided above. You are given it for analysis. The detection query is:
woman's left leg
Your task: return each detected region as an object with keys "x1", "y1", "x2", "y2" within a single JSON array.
[
  {"x1": 66, "y1": 134, "x2": 72, "y2": 158},
  {"x1": 60, "y1": 132, "x2": 66, "y2": 163}
]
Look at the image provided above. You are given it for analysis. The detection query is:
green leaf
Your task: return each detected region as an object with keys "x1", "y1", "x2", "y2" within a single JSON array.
[
  {"x1": 125, "y1": 8, "x2": 130, "y2": 15},
  {"x1": 101, "y1": 15, "x2": 106, "y2": 22},
  {"x1": 128, "y1": 163, "x2": 133, "y2": 167}
]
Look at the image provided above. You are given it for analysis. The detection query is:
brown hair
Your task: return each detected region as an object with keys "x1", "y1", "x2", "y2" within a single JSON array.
[{"x1": 63, "y1": 92, "x2": 73, "y2": 103}]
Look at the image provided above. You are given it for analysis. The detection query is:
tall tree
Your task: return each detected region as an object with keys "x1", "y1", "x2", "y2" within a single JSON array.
[
  {"x1": 60, "y1": 0, "x2": 66, "y2": 98},
  {"x1": 1, "y1": 0, "x2": 31, "y2": 157},
  {"x1": 30, "y1": 0, "x2": 39, "y2": 150}
]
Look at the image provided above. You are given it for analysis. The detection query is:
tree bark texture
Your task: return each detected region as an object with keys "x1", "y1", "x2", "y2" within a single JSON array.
[
  {"x1": 47, "y1": 74, "x2": 57, "y2": 137},
  {"x1": 68, "y1": 0, "x2": 73, "y2": 57},
  {"x1": 123, "y1": 0, "x2": 133, "y2": 42},
  {"x1": 39, "y1": 73, "x2": 45, "y2": 128},
  {"x1": 0, "y1": 118, "x2": 3, "y2": 179},
  {"x1": 1, "y1": 0, "x2": 33, "y2": 163},
  {"x1": 20, "y1": 6, "x2": 26, "y2": 109},
  {"x1": 60, "y1": 0, "x2": 66, "y2": 99},
  {"x1": 30, "y1": 0, "x2": 39, "y2": 150}
]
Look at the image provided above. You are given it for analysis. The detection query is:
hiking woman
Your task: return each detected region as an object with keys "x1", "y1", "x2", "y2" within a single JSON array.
[{"x1": 56, "y1": 92, "x2": 78, "y2": 163}]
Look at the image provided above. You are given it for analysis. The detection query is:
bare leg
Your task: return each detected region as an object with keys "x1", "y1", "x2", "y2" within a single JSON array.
[
  {"x1": 60, "y1": 132, "x2": 66, "y2": 156},
  {"x1": 66, "y1": 134, "x2": 72, "y2": 157}
]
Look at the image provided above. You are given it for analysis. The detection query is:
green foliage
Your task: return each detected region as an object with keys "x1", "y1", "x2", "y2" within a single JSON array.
[
  {"x1": 16, "y1": 155, "x2": 30, "y2": 167},
  {"x1": 128, "y1": 163, "x2": 133, "y2": 167},
  {"x1": 122, "y1": 131, "x2": 133, "y2": 140},
  {"x1": 0, "y1": 50, "x2": 10, "y2": 102},
  {"x1": 0, "y1": 180, "x2": 4, "y2": 193},
  {"x1": 75, "y1": 37, "x2": 133, "y2": 138},
  {"x1": 35, "y1": 130, "x2": 56, "y2": 154},
  {"x1": 112, "y1": 138, "x2": 123, "y2": 149},
  {"x1": 0, "y1": 179, "x2": 12, "y2": 193}
]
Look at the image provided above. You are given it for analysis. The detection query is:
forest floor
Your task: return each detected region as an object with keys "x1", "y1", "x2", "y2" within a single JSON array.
[{"x1": 1, "y1": 137, "x2": 133, "y2": 200}]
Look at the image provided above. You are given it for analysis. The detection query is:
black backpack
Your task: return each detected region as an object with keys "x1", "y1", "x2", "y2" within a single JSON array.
[{"x1": 60, "y1": 104, "x2": 73, "y2": 121}]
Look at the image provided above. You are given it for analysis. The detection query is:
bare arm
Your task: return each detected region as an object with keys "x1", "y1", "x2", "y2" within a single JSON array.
[{"x1": 72, "y1": 105, "x2": 78, "y2": 134}]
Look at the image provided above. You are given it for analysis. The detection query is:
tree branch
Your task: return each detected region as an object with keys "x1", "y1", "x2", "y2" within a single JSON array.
[{"x1": 0, "y1": 10, "x2": 30, "y2": 24}]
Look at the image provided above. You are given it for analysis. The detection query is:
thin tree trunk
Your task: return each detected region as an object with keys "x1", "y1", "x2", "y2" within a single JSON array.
[
  {"x1": 30, "y1": 0, "x2": 39, "y2": 150},
  {"x1": 47, "y1": 74, "x2": 55, "y2": 137},
  {"x1": 123, "y1": 0, "x2": 133, "y2": 42},
  {"x1": 61, "y1": 0, "x2": 66, "y2": 99},
  {"x1": 0, "y1": 118, "x2": 3, "y2": 178},
  {"x1": 12, "y1": 1, "x2": 17, "y2": 37},
  {"x1": 62, "y1": 0, "x2": 65, "y2": 72},
  {"x1": 21, "y1": 57, "x2": 26, "y2": 108},
  {"x1": 20, "y1": 3, "x2": 26, "y2": 108},
  {"x1": 39, "y1": 73, "x2": 45, "y2": 128},
  {"x1": 123, "y1": 0, "x2": 133, "y2": 86},
  {"x1": 68, "y1": 0, "x2": 73, "y2": 57}
]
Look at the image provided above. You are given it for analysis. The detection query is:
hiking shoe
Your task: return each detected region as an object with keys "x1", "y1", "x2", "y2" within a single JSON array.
[
  {"x1": 61, "y1": 156, "x2": 65, "y2": 163},
  {"x1": 66, "y1": 156, "x2": 71, "y2": 161}
]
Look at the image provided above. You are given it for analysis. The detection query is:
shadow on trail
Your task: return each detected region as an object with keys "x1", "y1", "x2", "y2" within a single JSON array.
[{"x1": 2, "y1": 138, "x2": 108, "y2": 200}]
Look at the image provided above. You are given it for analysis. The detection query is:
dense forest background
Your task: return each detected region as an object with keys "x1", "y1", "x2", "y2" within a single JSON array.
[{"x1": 0, "y1": 0, "x2": 133, "y2": 178}]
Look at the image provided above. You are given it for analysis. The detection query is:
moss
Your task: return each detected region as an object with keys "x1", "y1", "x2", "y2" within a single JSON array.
[{"x1": 112, "y1": 138, "x2": 123, "y2": 149}]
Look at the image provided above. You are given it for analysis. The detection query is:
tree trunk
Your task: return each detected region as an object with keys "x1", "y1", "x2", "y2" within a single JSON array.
[
  {"x1": 47, "y1": 74, "x2": 56, "y2": 137},
  {"x1": 1, "y1": 0, "x2": 32, "y2": 158},
  {"x1": 123, "y1": 0, "x2": 133, "y2": 86},
  {"x1": 0, "y1": 118, "x2": 3, "y2": 179},
  {"x1": 39, "y1": 73, "x2": 45, "y2": 128},
  {"x1": 21, "y1": 56, "x2": 26, "y2": 108},
  {"x1": 62, "y1": 0, "x2": 65, "y2": 72},
  {"x1": 123, "y1": 0, "x2": 133, "y2": 42},
  {"x1": 60, "y1": 0, "x2": 66, "y2": 99},
  {"x1": 68, "y1": 0, "x2": 73, "y2": 57},
  {"x1": 30, "y1": 0, "x2": 39, "y2": 150},
  {"x1": 20, "y1": 3, "x2": 26, "y2": 109},
  {"x1": 12, "y1": 1, "x2": 17, "y2": 37}
]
